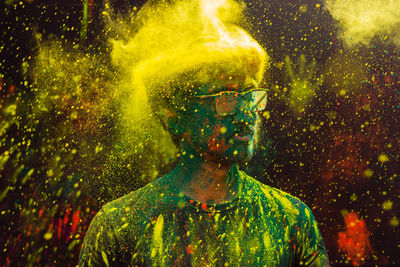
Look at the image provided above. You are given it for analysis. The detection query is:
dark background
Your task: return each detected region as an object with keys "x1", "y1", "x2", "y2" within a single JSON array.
[{"x1": 1, "y1": 0, "x2": 399, "y2": 266}]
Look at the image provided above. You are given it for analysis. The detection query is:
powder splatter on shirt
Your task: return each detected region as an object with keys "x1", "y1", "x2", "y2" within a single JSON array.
[{"x1": 79, "y1": 172, "x2": 330, "y2": 266}]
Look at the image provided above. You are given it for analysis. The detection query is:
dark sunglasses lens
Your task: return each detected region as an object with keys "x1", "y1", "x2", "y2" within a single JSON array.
[{"x1": 215, "y1": 93, "x2": 237, "y2": 115}]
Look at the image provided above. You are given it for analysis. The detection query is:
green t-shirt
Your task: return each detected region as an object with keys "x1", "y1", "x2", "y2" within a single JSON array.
[{"x1": 79, "y1": 171, "x2": 330, "y2": 266}]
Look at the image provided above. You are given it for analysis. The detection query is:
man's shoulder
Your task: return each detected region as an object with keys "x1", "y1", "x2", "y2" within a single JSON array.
[
  {"x1": 244, "y1": 173, "x2": 313, "y2": 219},
  {"x1": 101, "y1": 178, "x2": 164, "y2": 219},
  {"x1": 244, "y1": 173, "x2": 301, "y2": 204}
]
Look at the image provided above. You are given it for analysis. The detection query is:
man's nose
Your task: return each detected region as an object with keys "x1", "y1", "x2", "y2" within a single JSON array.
[{"x1": 233, "y1": 99, "x2": 256, "y2": 126}]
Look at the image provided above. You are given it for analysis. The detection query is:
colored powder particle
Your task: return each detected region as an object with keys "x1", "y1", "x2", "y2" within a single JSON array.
[
  {"x1": 381, "y1": 200, "x2": 393, "y2": 211},
  {"x1": 71, "y1": 210, "x2": 80, "y2": 235},
  {"x1": 364, "y1": 168, "x2": 374, "y2": 178},
  {"x1": 338, "y1": 212, "x2": 372, "y2": 266},
  {"x1": 151, "y1": 214, "x2": 164, "y2": 259},
  {"x1": 43, "y1": 232, "x2": 53, "y2": 240},
  {"x1": 201, "y1": 203, "x2": 207, "y2": 211},
  {"x1": 378, "y1": 153, "x2": 389, "y2": 163},
  {"x1": 101, "y1": 251, "x2": 110, "y2": 267},
  {"x1": 389, "y1": 217, "x2": 399, "y2": 227}
]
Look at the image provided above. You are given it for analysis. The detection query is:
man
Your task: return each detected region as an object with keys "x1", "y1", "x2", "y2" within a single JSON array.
[{"x1": 79, "y1": 0, "x2": 330, "y2": 266}]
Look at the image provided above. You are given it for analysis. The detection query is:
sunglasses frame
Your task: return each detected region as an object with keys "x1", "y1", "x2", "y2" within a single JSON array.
[{"x1": 190, "y1": 87, "x2": 268, "y2": 116}]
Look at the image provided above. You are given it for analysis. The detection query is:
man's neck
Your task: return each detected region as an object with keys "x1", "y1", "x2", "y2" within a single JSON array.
[{"x1": 168, "y1": 145, "x2": 244, "y2": 205}]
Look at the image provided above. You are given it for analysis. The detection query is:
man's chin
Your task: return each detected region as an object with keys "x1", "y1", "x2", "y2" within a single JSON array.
[
  {"x1": 207, "y1": 147, "x2": 253, "y2": 165},
  {"x1": 229, "y1": 151, "x2": 253, "y2": 164}
]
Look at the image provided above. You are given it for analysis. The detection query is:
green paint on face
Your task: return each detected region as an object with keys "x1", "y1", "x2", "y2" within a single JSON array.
[{"x1": 174, "y1": 75, "x2": 260, "y2": 164}]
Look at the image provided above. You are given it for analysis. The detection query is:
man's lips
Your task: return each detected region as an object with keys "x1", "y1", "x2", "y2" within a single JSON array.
[
  {"x1": 231, "y1": 129, "x2": 254, "y2": 142},
  {"x1": 233, "y1": 134, "x2": 252, "y2": 141}
]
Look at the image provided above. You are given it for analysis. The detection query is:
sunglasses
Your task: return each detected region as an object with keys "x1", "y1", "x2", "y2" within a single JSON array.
[{"x1": 190, "y1": 87, "x2": 268, "y2": 116}]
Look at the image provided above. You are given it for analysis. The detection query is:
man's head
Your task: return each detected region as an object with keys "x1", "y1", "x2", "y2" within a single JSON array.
[
  {"x1": 111, "y1": 0, "x2": 269, "y2": 165},
  {"x1": 159, "y1": 73, "x2": 267, "y2": 165}
]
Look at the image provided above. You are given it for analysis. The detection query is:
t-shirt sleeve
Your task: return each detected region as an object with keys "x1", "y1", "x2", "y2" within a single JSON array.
[
  {"x1": 296, "y1": 202, "x2": 330, "y2": 267},
  {"x1": 79, "y1": 207, "x2": 121, "y2": 266}
]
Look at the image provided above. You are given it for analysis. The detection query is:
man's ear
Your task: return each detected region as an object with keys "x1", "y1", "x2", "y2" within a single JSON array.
[{"x1": 159, "y1": 108, "x2": 186, "y2": 135}]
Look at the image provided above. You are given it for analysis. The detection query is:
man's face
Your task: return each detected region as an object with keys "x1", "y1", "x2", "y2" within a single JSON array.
[{"x1": 178, "y1": 74, "x2": 260, "y2": 164}]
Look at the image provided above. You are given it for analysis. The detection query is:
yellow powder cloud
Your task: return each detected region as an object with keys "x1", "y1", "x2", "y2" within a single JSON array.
[{"x1": 325, "y1": 0, "x2": 400, "y2": 47}]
